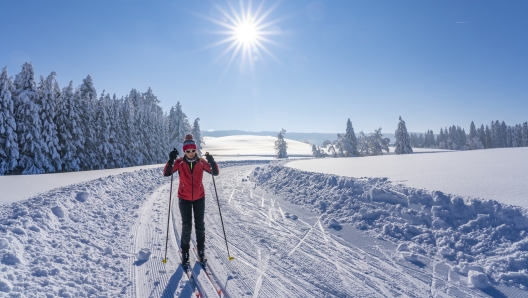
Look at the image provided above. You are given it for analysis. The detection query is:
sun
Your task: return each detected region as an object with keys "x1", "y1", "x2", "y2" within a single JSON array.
[
  {"x1": 203, "y1": 1, "x2": 283, "y2": 71},
  {"x1": 235, "y1": 22, "x2": 258, "y2": 45}
]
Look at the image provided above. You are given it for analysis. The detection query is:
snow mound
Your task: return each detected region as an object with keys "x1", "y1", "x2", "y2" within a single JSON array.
[
  {"x1": 327, "y1": 218, "x2": 342, "y2": 230},
  {"x1": 252, "y1": 163, "x2": 528, "y2": 288},
  {"x1": 468, "y1": 270, "x2": 490, "y2": 289},
  {"x1": 137, "y1": 248, "x2": 151, "y2": 262},
  {"x1": 0, "y1": 278, "x2": 13, "y2": 293},
  {"x1": 75, "y1": 192, "x2": 89, "y2": 202},
  {"x1": 0, "y1": 168, "x2": 166, "y2": 296}
]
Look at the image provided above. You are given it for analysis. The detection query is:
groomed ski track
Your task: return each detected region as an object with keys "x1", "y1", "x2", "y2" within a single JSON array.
[{"x1": 131, "y1": 164, "x2": 518, "y2": 297}]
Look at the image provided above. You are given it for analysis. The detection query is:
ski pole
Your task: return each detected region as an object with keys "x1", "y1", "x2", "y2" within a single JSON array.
[
  {"x1": 211, "y1": 168, "x2": 234, "y2": 261},
  {"x1": 162, "y1": 173, "x2": 174, "y2": 264}
]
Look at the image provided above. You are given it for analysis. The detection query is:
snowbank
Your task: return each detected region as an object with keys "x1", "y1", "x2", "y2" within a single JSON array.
[
  {"x1": 252, "y1": 163, "x2": 528, "y2": 289},
  {"x1": 0, "y1": 164, "x2": 163, "y2": 205},
  {"x1": 0, "y1": 168, "x2": 166, "y2": 296},
  {"x1": 287, "y1": 147, "x2": 528, "y2": 208}
]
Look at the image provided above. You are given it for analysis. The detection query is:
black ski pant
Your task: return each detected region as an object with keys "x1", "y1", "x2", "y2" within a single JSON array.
[{"x1": 179, "y1": 197, "x2": 205, "y2": 253}]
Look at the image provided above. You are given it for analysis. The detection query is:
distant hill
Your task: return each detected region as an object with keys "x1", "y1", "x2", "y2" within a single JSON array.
[{"x1": 202, "y1": 130, "x2": 396, "y2": 145}]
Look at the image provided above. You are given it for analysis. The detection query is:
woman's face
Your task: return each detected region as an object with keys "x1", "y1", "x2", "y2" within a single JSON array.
[{"x1": 185, "y1": 149, "x2": 197, "y2": 158}]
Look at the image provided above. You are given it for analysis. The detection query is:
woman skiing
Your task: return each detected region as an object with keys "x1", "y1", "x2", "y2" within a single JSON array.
[{"x1": 163, "y1": 134, "x2": 219, "y2": 266}]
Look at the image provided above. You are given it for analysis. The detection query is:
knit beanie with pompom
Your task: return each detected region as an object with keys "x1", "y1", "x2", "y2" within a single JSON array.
[{"x1": 183, "y1": 134, "x2": 197, "y2": 151}]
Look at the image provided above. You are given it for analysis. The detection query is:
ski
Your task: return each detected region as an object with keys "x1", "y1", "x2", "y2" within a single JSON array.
[
  {"x1": 179, "y1": 250, "x2": 202, "y2": 298},
  {"x1": 193, "y1": 247, "x2": 225, "y2": 297}
]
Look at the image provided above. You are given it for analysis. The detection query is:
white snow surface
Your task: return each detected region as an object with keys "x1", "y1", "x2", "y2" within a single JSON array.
[
  {"x1": 202, "y1": 135, "x2": 312, "y2": 156},
  {"x1": 0, "y1": 164, "x2": 162, "y2": 205},
  {"x1": 2, "y1": 136, "x2": 528, "y2": 297},
  {"x1": 6, "y1": 161, "x2": 528, "y2": 297},
  {"x1": 288, "y1": 147, "x2": 528, "y2": 208}
]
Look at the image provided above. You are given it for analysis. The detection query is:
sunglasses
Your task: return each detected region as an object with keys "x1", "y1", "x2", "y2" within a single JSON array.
[{"x1": 185, "y1": 150, "x2": 196, "y2": 153}]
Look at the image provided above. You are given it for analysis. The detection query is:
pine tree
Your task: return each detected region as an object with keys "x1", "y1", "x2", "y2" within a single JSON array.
[
  {"x1": 192, "y1": 118, "x2": 203, "y2": 155},
  {"x1": 342, "y1": 118, "x2": 358, "y2": 156},
  {"x1": 0, "y1": 67, "x2": 19, "y2": 174},
  {"x1": 500, "y1": 121, "x2": 508, "y2": 148},
  {"x1": 522, "y1": 122, "x2": 528, "y2": 147},
  {"x1": 437, "y1": 128, "x2": 445, "y2": 149},
  {"x1": 478, "y1": 124, "x2": 486, "y2": 148},
  {"x1": 79, "y1": 75, "x2": 98, "y2": 170},
  {"x1": 169, "y1": 101, "x2": 191, "y2": 151},
  {"x1": 55, "y1": 81, "x2": 83, "y2": 172},
  {"x1": 417, "y1": 133, "x2": 424, "y2": 148},
  {"x1": 512, "y1": 124, "x2": 522, "y2": 147},
  {"x1": 311, "y1": 144, "x2": 323, "y2": 157},
  {"x1": 469, "y1": 121, "x2": 477, "y2": 140},
  {"x1": 394, "y1": 116, "x2": 413, "y2": 154},
  {"x1": 94, "y1": 91, "x2": 112, "y2": 169},
  {"x1": 370, "y1": 128, "x2": 390, "y2": 155},
  {"x1": 275, "y1": 128, "x2": 288, "y2": 158},
  {"x1": 112, "y1": 96, "x2": 127, "y2": 168},
  {"x1": 122, "y1": 94, "x2": 140, "y2": 167},
  {"x1": 13, "y1": 62, "x2": 46, "y2": 174},
  {"x1": 38, "y1": 72, "x2": 62, "y2": 172}
]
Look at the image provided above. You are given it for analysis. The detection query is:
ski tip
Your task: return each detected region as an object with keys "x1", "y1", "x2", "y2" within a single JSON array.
[
  {"x1": 228, "y1": 256, "x2": 235, "y2": 261},
  {"x1": 162, "y1": 258, "x2": 168, "y2": 264}
]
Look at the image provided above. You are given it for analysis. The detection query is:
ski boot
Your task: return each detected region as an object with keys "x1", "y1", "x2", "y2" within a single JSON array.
[
  {"x1": 198, "y1": 250, "x2": 207, "y2": 266},
  {"x1": 181, "y1": 250, "x2": 190, "y2": 267}
]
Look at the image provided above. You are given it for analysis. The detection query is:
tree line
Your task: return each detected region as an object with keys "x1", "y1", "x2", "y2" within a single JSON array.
[
  {"x1": 309, "y1": 117, "x2": 413, "y2": 158},
  {"x1": 0, "y1": 62, "x2": 202, "y2": 175},
  {"x1": 410, "y1": 121, "x2": 528, "y2": 150}
]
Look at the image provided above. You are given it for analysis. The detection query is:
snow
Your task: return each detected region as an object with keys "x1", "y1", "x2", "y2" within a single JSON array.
[
  {"x1": 0, "y1": 164, "x2": 162, "y2": 205},
  {"x1": 1, "y1": 135, "x2": 528, "y2": 297},
  {"x1": 287, "y1": 147, "x2": 528, "y2": 208},
  {"x1": 202, "y1": 135, "x2": 312, "y2": 156}
]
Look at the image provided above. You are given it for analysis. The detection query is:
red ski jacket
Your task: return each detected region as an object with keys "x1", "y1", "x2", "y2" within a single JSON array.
[{"x1": 163, "y1": 157, "x2": 219, "y2": 201}]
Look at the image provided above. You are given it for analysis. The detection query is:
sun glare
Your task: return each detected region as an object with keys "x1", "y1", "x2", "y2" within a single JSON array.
[
  {"x1": 204, "y1": 1, "x2": 283, "y2": 71},
  {"x1": 235, "y1": 22, "x2": 258, "y2": 44}
]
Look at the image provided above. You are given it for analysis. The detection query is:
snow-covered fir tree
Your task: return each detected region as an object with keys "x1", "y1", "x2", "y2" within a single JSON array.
[
  {"x1": 311, "y1": 144, "x2": 324, "y2": 157},
  {"x1": 469, "y1": 121, "x2": 477, "y2": 139},
  {"x1": 0, "y1": 67, "x2": 19, "y2": 174},
  {"x1": 122, "y1": 93, "x2": 140, "y2": 167},
  {"x1": 275, "y1": 128, "x2": 288, "y2": 158},
  {"x1": 342, "y1": 118, "x2": 359, "y2": 157},
  {"x1": 191, "y1": 118, "x2": 203, "y2": 155},
  {"x1": 79, "y1": 75, "x2": 98, "y2": 170},
  {"x1": 5, "y1": 62, "x2": 195, "y2": 174},
  {"x1": 94, "y1": 91, "x2": 113, "y2": 169},
  {"x1": 111, "y1": 96, "x2": 127, "y2": 168},
  {"x1": 513, "y1": 124, "x2": 522, "y2": 147},
  {"x1": 169, "y1": 101, "x2": 191, "y2": 151},
  {"x1": 369, "y1": 128, "x2": 390, "y2": 155},
  {"x1": 357, "y1": 129, "x2": 389, "y2": 156},
  {"x1": 394, "y1": 116, "x2": 413, "y2": 154},
  {"x1": 38, "y1": 72, "x2": 62, "y2": 172},
  {"x1": 522, "y1": 122, "x2": 528, "y2": 147},
  {"x1": 357, "y1": 131, "x2": 370, "y2": 156},
  {"x1": 13, "y1": 62, "x2": 46, "y2": 174},
  {"x1": 55, "y1": 81, "x2": 83, "y2": 172}
]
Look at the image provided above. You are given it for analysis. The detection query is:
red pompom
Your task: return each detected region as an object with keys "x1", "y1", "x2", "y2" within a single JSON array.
[{"x1": 185, "y1": 134, "x2": 194, "y2": 140}]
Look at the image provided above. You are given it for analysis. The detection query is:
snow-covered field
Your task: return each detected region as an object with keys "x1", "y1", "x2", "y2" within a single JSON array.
[
  {"x1": 288, "y1": 147, "x2": 528, "y2": 208},
  {"x1": 1, "y1": 136, "x2": 528, "y2": 297},
  {"x1": 202, "y1": 136, "x2": 312, "y2": 156}
]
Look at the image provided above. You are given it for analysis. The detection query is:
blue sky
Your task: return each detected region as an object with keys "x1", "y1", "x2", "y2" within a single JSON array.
[{"x1": 2, "y1": 0, "x2": 527, "y2": 134}]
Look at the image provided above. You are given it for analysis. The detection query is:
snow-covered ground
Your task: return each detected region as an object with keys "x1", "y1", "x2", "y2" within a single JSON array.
[
  {"x1": 1, "y1": 136, "x2": 528, "y2": 297},
  {"x1": 202, "y1": 136, "x2": 312, "y2": 156},
  {"x1": 0, "y1": 165, "x2": 162, "y2": 206},
  {"x1": 288, "y1": 147, "x2": 528, "y2": 208}
]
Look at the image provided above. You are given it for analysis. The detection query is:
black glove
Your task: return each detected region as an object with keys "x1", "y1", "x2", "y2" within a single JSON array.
[
  {"x1": 205, "y1": 152, "x2": 215, "y2": 163},
  {"x1": 169, "y1": 148, "x2": 179, "y2": 160}
]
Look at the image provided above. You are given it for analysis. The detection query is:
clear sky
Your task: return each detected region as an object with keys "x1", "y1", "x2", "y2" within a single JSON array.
[{"x1": 2, "y1": 0, "x2": 527, "y2": 134}]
